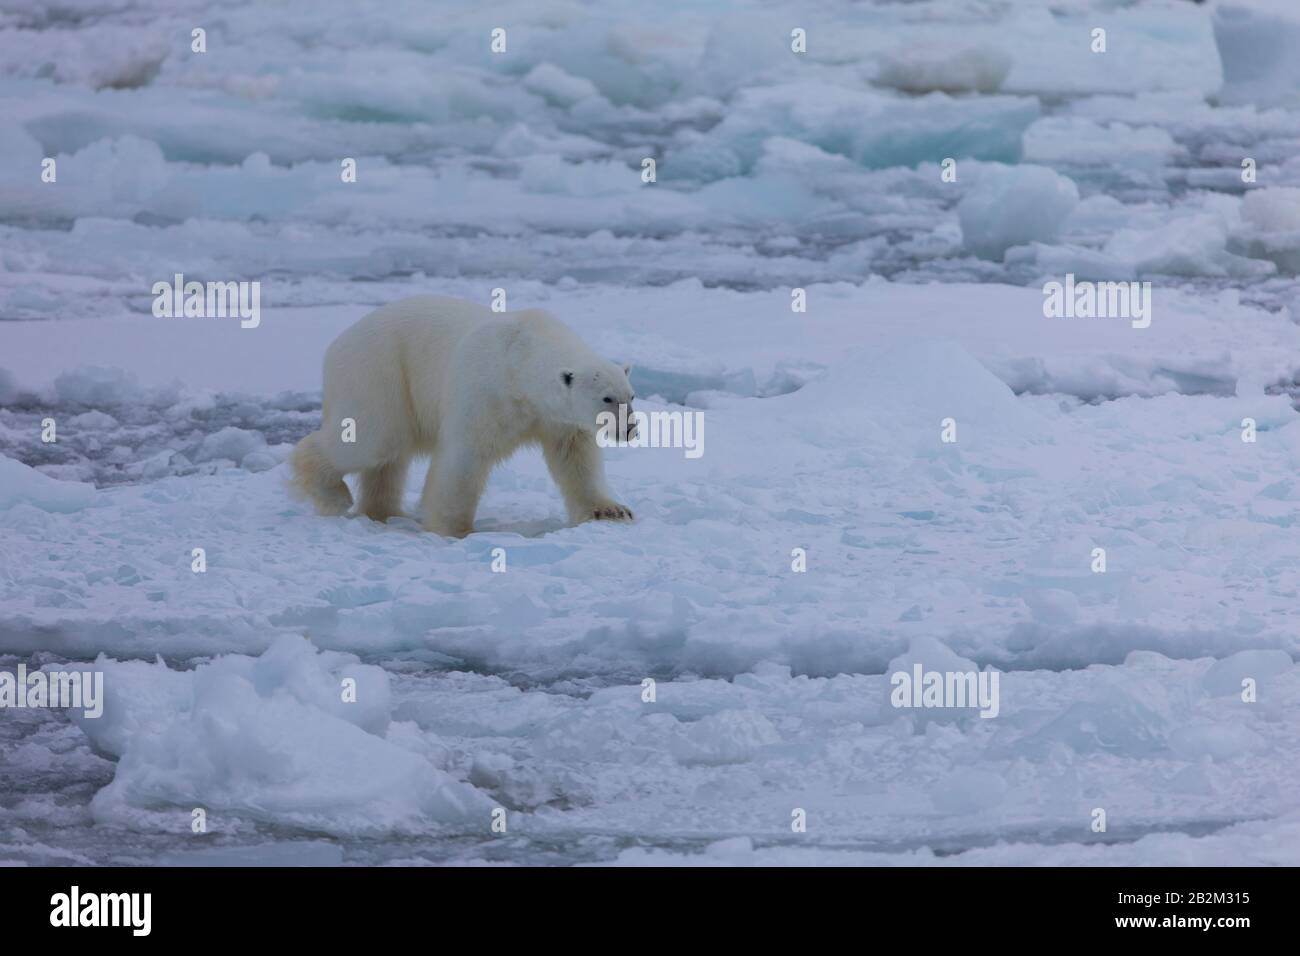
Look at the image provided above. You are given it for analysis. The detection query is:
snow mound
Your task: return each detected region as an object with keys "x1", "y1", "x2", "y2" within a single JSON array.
[
  {"x1": 959, "y1": 165, "x2": 1079, "y2": 260},
  {"x1": 786, "y1": 336, "x2": 1045, "y2": 453},
  {"x1": 1231, "y1": 188, "x2": 1300, "y2": 274},
  {"x1": 69, "y1": 636, "x2": 491, "y2": 836},
  {"x1": 195, "y1": 427, "x2": 268, "y2": 467},
  {"x1": 0, "y1": 455, "x2": 95, "y2": 512},
  {"x1": 1201, "y1": 649, "x2": 1294, "y2": 698}
]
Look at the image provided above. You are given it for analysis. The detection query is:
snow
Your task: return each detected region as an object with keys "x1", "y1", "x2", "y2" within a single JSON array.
[{"x1": 2, "y1": 0, "x2": 1300, "y2": 866}]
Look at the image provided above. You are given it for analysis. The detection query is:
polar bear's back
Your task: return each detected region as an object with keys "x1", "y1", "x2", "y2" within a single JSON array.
[
  {"x1": 335, "y1": 295, "x2": 490, "y2": 351},
  {"x1": 321, "y1": 296, "x2": 496, "y2": 462}
]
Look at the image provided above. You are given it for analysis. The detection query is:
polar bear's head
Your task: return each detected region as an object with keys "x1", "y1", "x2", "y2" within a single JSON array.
[{"x1": 558, "y1": 361, "x2": 637, "y2": 438}]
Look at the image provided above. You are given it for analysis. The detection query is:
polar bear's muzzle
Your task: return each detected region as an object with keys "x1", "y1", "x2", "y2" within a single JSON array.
[{"x1": 617, "y1": 403, "x2": 638, "y2": 441}]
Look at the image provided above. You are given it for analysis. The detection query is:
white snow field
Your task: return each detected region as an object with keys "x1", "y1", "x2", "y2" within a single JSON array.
[{"x1": 3, "y1": 0, "x2": 1300, "y2": 865}]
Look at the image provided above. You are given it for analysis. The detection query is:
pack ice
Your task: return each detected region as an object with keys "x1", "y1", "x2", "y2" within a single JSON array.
[{"x1": 3, "y1": 0, "x2": 1300, "y2": 865}]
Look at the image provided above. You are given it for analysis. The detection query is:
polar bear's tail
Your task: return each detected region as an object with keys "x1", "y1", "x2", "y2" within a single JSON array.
[{"x1": 289, "y1": 430, "x2": 353, "y2": 516}]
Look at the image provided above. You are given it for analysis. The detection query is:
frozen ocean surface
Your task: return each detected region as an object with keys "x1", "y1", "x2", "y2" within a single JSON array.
[{"x1": 3, "y1": 0, "x2": 1300, "y2": 865}]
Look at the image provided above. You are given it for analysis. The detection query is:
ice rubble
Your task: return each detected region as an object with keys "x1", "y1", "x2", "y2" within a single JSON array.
[
  {"x1": 0, "y1": 0, "x2": 1287, "y2": 313},
  {"x1": 668, "y1": 83, "x2": 1039, "y2": 180},
  {"x1": 20, "y1": 635, "x2": 1295, "y2": 855},
  {"x1": 1212, "y1": 0, "x2": 1300, "y2": 108},
  {"x1": 874, "y1": 47, "x2": 1012, "y2": 95}
]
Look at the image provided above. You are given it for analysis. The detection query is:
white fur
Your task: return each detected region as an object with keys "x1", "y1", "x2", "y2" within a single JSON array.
[{"x1": 289, "y1": 296, "x2": 636, "y2": 537}]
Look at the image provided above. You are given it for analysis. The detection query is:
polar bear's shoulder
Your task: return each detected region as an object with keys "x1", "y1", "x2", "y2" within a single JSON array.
[
  {"x1": 377, "y1": 295, "x2": 494, "y2": 324},
  {"x1": 376, "y1": 298, "x2": 566, "y2": 335},
  {"x1": 505, "y1": 307, "x2": 588, "y2": 349},
  {"x1": 352, "y1": 297, "x2": 590, "y2": 363}
]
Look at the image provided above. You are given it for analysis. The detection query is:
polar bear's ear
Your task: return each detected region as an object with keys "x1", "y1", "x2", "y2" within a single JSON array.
[
  {"x1": 622, "y1": 363, "x2": 632, "y2": 377},
  {"x1": 561, "y1": 370, "x2": 574, "y2": 387}
]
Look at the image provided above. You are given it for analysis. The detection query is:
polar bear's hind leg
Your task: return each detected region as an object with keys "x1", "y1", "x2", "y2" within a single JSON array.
[{"x1": 289, "y1": 431, "x2": 354, "y2": 516}]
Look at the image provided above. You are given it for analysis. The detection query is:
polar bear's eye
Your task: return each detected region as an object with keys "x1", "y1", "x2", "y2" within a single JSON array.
[{"x1": 603, "y1": 396, "x2": 614, "y2": 404}]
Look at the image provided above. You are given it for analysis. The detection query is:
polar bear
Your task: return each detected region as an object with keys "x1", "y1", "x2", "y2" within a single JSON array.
[{"x1": 289, "y1": 296, "x2": 637, "y2": 537}]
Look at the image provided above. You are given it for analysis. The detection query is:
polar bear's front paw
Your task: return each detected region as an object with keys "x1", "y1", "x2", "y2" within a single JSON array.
[{"x1": 590, "y1": 501, "x2": 634, "y2": 522}]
